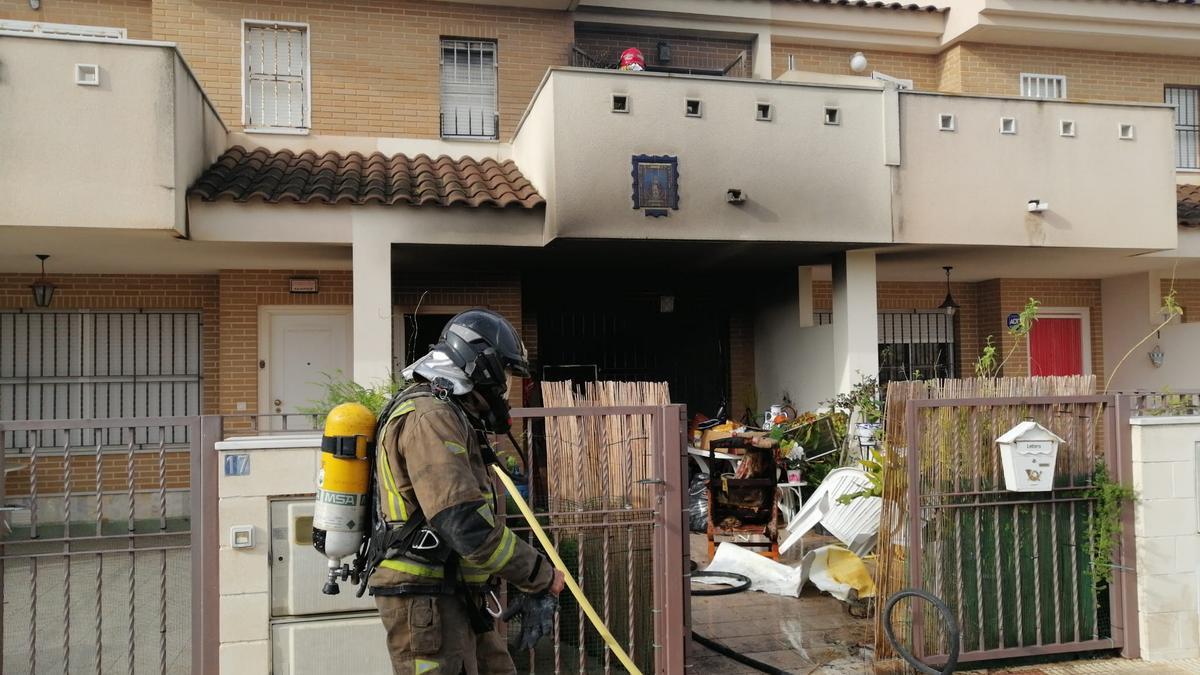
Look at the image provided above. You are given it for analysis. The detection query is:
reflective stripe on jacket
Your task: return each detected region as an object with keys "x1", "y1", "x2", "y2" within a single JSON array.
[{"x1": 367, "y1": 388, "x2": 553, "y2": 594}]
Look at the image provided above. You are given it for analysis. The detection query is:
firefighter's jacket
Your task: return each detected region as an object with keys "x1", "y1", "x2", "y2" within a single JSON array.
[{"x1": 367, "y1": 390, "x2": 553, "y2": 594}]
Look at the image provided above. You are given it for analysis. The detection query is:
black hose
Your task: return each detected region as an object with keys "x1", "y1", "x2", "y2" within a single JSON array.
[
  {"x1": 690, "y1": 570, "x2": 751, "y2": 596},
  {"x1": 692, "y1": 631, "x2": 794, "y2": 675},
  {"x1": 881, "y1": 588, "x2": 960, "y2": 675},
  {"x1": 689, "y1": 564, "x2": 795, "y2": 673}
]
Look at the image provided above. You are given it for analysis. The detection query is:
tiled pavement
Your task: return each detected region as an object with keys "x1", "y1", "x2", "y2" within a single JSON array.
[
  {"x1": 686, "y1": 533, "x2": 1200, "y2": 674},
  {"x1": 687, "y1": 532, "x2": 875, "y2": 674}
]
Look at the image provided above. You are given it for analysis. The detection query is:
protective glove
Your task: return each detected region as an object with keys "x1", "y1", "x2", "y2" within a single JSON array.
[{"x1": 500, "y1": 592, "x2": 559, "y2": 651}]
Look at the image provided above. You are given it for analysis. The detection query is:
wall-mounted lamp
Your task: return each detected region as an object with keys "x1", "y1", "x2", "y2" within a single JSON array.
[
  {"x1": 30, "y1": 254, "x2": 56, "y2": 308},
  {"x1": 1149, "y1": 344, "x2": 1165, "y2": 368},
  {"x1": 29, "y1": 0, "x2": 40, "y2": 9},
  {"x1": 850, "y1": 52, "x2": 869, "y2": 73},
  {"x1": 656, "y1": 42, "x2": 671, "y2": 64},
  {"x1": 1027, "y1": 199, "x2": 1049, "y2": 213},
  {"x1": 726, "y1": 188, "x2": 746, "y2": 205},
  {"x1": 938, "y1": 266, "x2": 959, "y2": 317}
]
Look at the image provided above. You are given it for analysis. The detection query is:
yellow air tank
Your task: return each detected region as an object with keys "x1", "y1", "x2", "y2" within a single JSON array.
[{"x1": 313, "y1": 402, "x2": 376, "y2": 595}]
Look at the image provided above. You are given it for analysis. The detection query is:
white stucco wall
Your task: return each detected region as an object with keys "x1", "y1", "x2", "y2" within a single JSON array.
[
  {"x1": 1102, "y1": 272, "x2": 1200, "y2": 392},
  {"x1": 173, "y1": 57, "x2": 228, "y2": 234},
  {"x1": 530, "y1": 69, "x2": 895, "y2": 243},
  {"x1": 1130, "y1": 417, "x2": 1200, "y2": 661},
  {"x1": 0, "y1": 35, "x2": 225, "y2": 233},
  {"x1": 755, "y1": 306, "x2": 835, "y2": 413},
  {"x1": 897, "y1": 93, "x2": 1177, "y2": 250},
  {"x1": 509, "y1": 74, "x2": 558, "y2": 243}
]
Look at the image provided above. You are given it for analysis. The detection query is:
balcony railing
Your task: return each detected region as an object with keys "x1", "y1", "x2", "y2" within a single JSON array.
[{"x1": 569, "y1": 45, "x2": 750, "y2": 79}]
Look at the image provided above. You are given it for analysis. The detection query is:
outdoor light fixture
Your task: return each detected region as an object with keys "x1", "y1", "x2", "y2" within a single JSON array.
[
  {"x1": 30, "y1": 254, "x2": 56, "y2": 308},
  {"x1": 657, "y1": 41, "x2": 671, "y2": 64},
  {"x1": 938, "y1": 266, "x2": 959, "y2": 317},
  {"x1": 849, "y1": 52, "x2": 869, "y2": 73},
  {"x1": 1149, "y1": 344, "x2": 1165, "y2": 368}
]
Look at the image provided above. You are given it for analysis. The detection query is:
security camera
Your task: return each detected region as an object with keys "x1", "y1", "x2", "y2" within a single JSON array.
[
  {"x1": 726, "y1": 188, "x2": 746, "y2": 205},
  {"x1": 1027, "y1": 199, "x2": 1049, "y2": 213}
]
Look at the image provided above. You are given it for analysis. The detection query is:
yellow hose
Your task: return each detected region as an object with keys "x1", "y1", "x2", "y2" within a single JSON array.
[{"x1": 492, "y1": 465, "x2": 643, "y2": 675}]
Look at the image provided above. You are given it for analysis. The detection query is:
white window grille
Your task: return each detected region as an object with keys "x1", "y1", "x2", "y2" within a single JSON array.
[
  {"x1": 0, "y1": 19, "x2": 126, "y2": 39},
  {"x1": 441, "y1": 39, "x2": 498, "y2": 139},
  {"x1": 1020, "y1": 73, "x2": 1067, "y2": 100},
  {"x1": 1167, "y1": 86, "x2": 1200, "y2": 169},
  {"x1": 243, "y1": 21, "x2": 309, "y2": 132}
]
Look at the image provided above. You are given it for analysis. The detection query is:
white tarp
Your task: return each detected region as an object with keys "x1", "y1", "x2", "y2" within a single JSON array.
[
  {"x1": 693, "y1": 543, "x2": 877, "y2": 602},
  {"x1": 693, "y1": 542, "x2": 805, "y2": 597}
]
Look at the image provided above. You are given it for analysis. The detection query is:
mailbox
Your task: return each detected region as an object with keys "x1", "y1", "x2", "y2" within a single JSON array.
[{"x1": 996, "y1": 421, "x2": 1064, "y2": 492}]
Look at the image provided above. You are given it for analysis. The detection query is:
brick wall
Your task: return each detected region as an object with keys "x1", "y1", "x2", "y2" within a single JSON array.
[
  {"x1": 729, "y1": 310, "x2": 756, "y2": 421},
  {"x1": 771, "y1": 41, "x2": 939, "y2": 90},
  {"x1": 5, "y1": 452, "x2": 190, "y2": 495},
  {"x1": 980, "y1": 279, "x2": 1104, "y2": 380},
  {"x1": 0, "y1": 273, "x2": 219, "y2": 413},
  {"x1": 151, "y1": 0, "x2": 571, "y2": 139},
  {"x1": 1163, "y1": 278, "x2": 1200, "y2": 324},
  {"x1": 575, "y1": 27, "x2": 753, "y2": 76},
  {"x1": 0, "y1": 0, "x2": 153, "y2": 39},
  {"x1": 951, "y1": 42, "x2": 1200, "y2": 102},
  {"x1": 217, "y1": 269, "x2": 352, "y2": 425},
  {"x1": 936, "y1": 44, "x2": 963, "y2": 92},
  {"x1": 808, "y1": 278, "x2": 1101, "y2": 379}
]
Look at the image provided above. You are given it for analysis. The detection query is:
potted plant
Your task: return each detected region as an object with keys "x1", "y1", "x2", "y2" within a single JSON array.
[{"x1": 827, "y1": 375, "x2": 884, "y2": 450}]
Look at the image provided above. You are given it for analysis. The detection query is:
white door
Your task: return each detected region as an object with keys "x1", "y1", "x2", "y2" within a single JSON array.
[{"x1": 263, "y1": 310, "x2": 352, "y2": 430}]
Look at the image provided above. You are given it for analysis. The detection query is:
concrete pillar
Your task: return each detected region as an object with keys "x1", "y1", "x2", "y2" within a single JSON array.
[
  {"x1": 832, "y1": 250, "x2": 878, "y2": 394},
  {"x1": 351, "y1": 220, "x2": 392, "y2": 384},
  {"x1": 753, "y1": 31, "x2": 772, "y2": 79},
  {"x1": 797, "y1": 266, "x2": 814, "y2": 329}
]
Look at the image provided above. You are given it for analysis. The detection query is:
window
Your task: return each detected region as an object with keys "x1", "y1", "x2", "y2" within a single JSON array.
[
  {"x1": 243, "y1": 21, "x2": 309, "y2": 132},
  {"x1": 878, "y1": 311, "x2": 956, "y2": 388},
  {"x1": 1, "y1": 311, "x2": 202, "y2": 449},
  {"x1": 1020, "y1": 73, "x2": 1067, "y2": 100},
  {"x1": 0, "y1": 19, "x2": 126, "y2": 39},
  {"x1": 1167, "y1": 86, "x2": 1200, "y2": 169},
  {"x1": 441, "y1": 39, "x2": 498, "y2": 139}
]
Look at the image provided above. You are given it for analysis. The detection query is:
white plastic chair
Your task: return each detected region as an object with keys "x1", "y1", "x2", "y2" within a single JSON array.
[{"x1": 779, "y1": 467, "x2": 881, "y2": 557}]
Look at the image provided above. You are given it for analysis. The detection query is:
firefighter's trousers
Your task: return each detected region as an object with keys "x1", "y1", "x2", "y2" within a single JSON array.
[{"x1": 376, "y1": 593, "x2": 515, "y2": 675}]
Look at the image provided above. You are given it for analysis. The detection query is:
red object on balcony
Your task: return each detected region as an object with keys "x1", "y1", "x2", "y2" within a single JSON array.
[
  {"x1": 1029, "y1": 317, "x2": 1084, "y2": 376},
  {"x1": 619, "y1": 48, "x2": 645, "y2": 71}
]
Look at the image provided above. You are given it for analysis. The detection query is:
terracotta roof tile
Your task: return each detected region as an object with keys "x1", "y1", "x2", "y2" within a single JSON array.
[
  {"x1": 1180, "y1": 185, "x2": 1200, "y2": 227},
  {"x1": 190, "y1": 146, "x2": 545, "y2": 209},
  {"x1": 783, "y1": 0, "x2": 945, "y2": 11}
]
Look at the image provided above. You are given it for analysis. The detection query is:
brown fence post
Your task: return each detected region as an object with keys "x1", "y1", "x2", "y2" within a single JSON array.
[
  {"x1": 658, "y1": 404, "x2": 689, "y2": 674},
  {"x1": 651, "y1": 405, "x2": 690, "y2": 674},
  {"x1": 192, "y1": 415, "x2": 221, "y2": 675},
  {"x1": 905, "y1": 401, "x2": 925, "y2": 660}
]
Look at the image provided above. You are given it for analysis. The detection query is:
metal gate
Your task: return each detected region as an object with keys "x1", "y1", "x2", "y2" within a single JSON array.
[
  {"x1": 0, "y1": 415, "x2": 218, "y2": 675},
  {"x1": 508, "y1": 404, "x2": 689, "y2": 674},
  {"x1": 893, "y1": 395, "x2": 1136, "y2": 666}
]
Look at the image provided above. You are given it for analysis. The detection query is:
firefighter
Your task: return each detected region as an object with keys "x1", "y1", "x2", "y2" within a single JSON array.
[{"x1": 366, "y1": 308, "x2": 564, "y2": 675}]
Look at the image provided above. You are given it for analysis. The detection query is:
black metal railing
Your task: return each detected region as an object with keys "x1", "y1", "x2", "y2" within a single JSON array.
[{"x1": 568, "y1": 45, "x2": 751, "y2": 79}]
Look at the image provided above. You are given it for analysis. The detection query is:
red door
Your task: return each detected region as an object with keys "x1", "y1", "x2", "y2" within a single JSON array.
[{"x1": 1028, "y1": 317, "x2": 1084, "y2": 376}]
